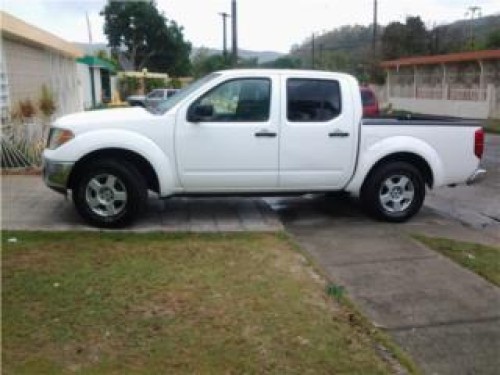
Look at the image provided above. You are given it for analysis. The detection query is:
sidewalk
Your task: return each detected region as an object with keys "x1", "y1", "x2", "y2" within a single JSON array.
[{"x1": 284, "y1": 208, "x2": 500, "y2": 375}]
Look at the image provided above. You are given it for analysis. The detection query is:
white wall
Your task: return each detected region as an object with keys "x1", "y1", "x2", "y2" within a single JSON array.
[
  {"x1": 2, "y1": 37, "x2": 83, "y2": 117},
  {"x1": 383, "y1": 84, "x2": 498, "y2": 119},
  {"x1": 388, "y1": 97, "x2": 490, "y2": 119}
]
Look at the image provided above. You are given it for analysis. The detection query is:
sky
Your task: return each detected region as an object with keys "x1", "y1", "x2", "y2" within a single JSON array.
[{"x1": 2, "y1": 0, "x2": 499, "y2": 53}]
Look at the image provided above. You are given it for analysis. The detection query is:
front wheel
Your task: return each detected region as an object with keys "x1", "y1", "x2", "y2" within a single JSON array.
[
  {"x1": 361, "y1": 161, "x2": 425, "y2": 222},
  {"x1": 72, "y1": 159, "x2": 147, "y2": 228}
]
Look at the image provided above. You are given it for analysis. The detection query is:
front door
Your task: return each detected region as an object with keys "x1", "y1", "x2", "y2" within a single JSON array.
[
  {"x1": 279, "y1": 76, "x2": 358, "y2": 189},
  {"x1": 175, "y1": 75, "x2": 279, "y2": 191}
]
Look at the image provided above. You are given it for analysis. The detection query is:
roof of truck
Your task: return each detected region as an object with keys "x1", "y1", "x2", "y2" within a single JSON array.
[{"x1": 214, "y1": 69, "x2": 355, "y2": 78}]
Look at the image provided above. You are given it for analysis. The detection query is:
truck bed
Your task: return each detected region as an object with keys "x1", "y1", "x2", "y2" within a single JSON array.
[{"x1": 363, "y1": 114, "x2": 482, "y2": 127}]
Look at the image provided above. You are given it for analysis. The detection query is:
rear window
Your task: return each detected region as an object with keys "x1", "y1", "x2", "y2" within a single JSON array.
[
  {"x1": 361, "y1": 90, "x2": 376, "y2": 106},
  {"x1": 287, "y1": 79, "x2": 341, "y2": 122}
]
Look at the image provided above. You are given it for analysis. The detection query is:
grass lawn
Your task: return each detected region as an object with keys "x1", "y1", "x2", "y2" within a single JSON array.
[
  {"x1": 414, "y1": 235, "x2": 500, "y2": 286},
  {"x1": 2, "y1": 231, "x2": 414, "y2": 374}
]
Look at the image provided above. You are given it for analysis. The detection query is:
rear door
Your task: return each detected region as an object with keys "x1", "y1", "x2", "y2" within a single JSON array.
[
  {"x1": 175, "y1": 74, "x2": 280, "y2": 191},
  {"x1": 279, "y1": 75, "x2": 358, "y2": 189}
]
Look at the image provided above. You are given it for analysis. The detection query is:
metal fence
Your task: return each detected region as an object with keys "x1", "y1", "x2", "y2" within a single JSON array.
[
  {"x1": 448, "y1": 87, "x2": 487, "y2": 101},
  {"x1": 416, "y1": 87, "x2": 443, "y2": 100},
  {"x1": 1, "y1": 120, "x2": 48, "y2": 169}
]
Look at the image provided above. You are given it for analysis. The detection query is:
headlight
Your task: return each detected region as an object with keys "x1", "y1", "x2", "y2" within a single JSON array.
[{"x1": 47, "y1": 128, "x2": 74, "y2": 150}]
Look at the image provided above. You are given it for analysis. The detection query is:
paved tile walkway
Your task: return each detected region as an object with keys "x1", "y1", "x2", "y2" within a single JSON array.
[{"x1": 1, "y1": 176, "x2": 282, "y2": 232}]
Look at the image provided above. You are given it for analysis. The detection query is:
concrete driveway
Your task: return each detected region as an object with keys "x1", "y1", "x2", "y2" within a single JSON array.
[
  {"x1": 426, "y1": 133, "x2": 500, "y2": 235},
  {"x1": 271, "y1": 193, "x2": 500, "y2": 375}
]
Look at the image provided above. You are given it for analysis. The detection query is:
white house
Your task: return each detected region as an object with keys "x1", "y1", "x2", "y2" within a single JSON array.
[
  {"x1": 0, "y1": 11, "x2": 83, "y2": 122},
  {"x1": 380, "y1": 50, "x2": 500, "y2": 119}
]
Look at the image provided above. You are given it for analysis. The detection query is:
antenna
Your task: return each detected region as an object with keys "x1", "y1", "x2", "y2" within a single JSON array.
[{"x1": 86, "y1": 12, "x2": 93, "y2": 45}]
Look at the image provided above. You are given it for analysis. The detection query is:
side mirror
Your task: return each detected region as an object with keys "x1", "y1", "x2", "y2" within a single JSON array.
[{"x1": 188, "y1": 104, "x2": 213, "y2": 122}]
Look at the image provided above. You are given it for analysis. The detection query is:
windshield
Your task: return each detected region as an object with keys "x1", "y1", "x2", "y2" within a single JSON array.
[{"x1": 154, "y1": 73, "x2": 221, "y2": 115}]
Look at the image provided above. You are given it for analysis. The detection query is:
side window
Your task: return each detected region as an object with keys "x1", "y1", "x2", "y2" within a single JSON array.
[
  {"x1": 287, "y1": 79, "x2": 341, "y2": 122},
  {"x1": 190, "y1": 78, "x2": 271, "y2": 122}
]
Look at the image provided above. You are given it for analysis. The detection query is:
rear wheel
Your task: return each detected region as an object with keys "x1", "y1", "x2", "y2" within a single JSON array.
[
  {"x1": 361, "y1": 161, "x2": 425, "y2": 222},
  {"x1": 72, "y1": 159, "x2": 147, "y2": 228}
]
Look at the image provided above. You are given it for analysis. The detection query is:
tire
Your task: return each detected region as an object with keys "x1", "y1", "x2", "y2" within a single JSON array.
[
  {"x1": 360, "y1": 161, "x2": 425, "y2": 222},
  {"x1": 72, "y1": 159, "x2": 147, "y2": 228}
]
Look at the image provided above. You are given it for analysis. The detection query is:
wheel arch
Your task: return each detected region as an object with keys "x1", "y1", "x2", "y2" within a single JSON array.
[
  {"x1": 344, "y1": 136, "x2": 444, "y2": 196},
  {"x1": 68, "y1": 148, "x2": 160, "y2": 193},
  {"x1": 360, "y1": 152, "x2": 434, "y2": 195}
]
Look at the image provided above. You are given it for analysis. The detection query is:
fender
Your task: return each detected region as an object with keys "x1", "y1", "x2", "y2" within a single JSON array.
[
  {"x1": 344, "y1": 135, "x2": 445, "y2": 195},
  {"x1": 49, "y1": 129, "x2": 176, "y2": 196}
]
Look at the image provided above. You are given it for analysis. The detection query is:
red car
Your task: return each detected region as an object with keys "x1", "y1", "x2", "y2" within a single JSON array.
[{"x1": 360, "y1": 87, "x2": 380, "y2": 117}]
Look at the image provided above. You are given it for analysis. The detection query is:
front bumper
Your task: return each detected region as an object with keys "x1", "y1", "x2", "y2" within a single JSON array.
[
  {"x1": 43, "y1": 157, "x2": 74, "y2": 194},
  {"x1": 466, "y1": 168, "x2": 486, "y2": 185}
]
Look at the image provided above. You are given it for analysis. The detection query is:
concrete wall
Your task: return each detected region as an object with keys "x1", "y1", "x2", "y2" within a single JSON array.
[
  {"x1": 388, "y1": 97, "x2": 490, "y2": 119},
  {"x1": 383, "y1": 84, "x2": 497, "y2": 119},
  {"x1": 2, "y1": 37, "x2": 83, "y2": 118},
  {"x1": 491, "y1": 85, "x2": 500, "y2": 119}
]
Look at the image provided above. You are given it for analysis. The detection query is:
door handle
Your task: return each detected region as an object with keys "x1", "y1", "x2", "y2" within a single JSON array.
[
  {"x1": 328, "y1": 130, "x2": 350, "y2": 138},
  {"x1": 254, "y1": 131, "x2": 277, "y2": 138}
]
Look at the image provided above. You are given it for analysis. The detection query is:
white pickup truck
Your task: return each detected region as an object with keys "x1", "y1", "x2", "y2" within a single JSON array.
[{"x1": 43, "y1": 69, "x2": 485, "y2": 228}]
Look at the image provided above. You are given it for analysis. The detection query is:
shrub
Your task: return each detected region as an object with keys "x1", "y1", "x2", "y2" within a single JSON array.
[
  {"x1": 38, "y1": 84, "x2": 56, "y2": 117},
  {"x1": 145, "y1": 77, "x2": 166, "y2": 92},
  {"x1": 169, "y1": 77, "x2": 182, "y2": 89},
  {"x1": 118, "y1": 76, "x2": 141, "y2": 99},
  {"x1": 17, "y1": 99, "x2": 36, "y2": 119}
]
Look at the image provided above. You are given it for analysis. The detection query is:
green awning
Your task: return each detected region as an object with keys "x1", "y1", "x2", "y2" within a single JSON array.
[{"x1": 77, "y1": 55, "x2": 116, "y2": 73}]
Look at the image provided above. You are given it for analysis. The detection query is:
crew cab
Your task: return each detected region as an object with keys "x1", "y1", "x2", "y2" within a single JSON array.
[{"x1": 43, "y1": 69, "x2": 485, "y2": 228}]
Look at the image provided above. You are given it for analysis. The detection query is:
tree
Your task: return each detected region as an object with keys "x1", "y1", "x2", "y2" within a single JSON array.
[
  {"x1": 382, "y1": 16, "x2": 430, "y2": 60},
  {"x1": 485, "y1": 29, "x2": 500, "y2": 48},
  {"x1": 101, "y1": 0, "x2": 191, "y2": 76},
  {"x1": 191, "y1": 48, "x2": 231, "y2": 78},
  {"x1": 260, "y1": 56, "x2": 302, "y2": 69},
  {"x1": 404, "y1": 17, "x2": 429, "y2": 55}
]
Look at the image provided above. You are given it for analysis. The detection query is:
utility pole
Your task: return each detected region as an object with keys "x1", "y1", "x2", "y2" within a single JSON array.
[
  {"x1": 370, "y1": 0, "x2": 378, "y2": 82},
  {"x1": 372, "y1": 0, "x2": 377, "y2": 63},
  {"x1": 219, "y1": 12, "x2": 230, "y2": 59},
  {"x1": 86, "y1": 11, "x2": 96, "y2": 107},
  {"x1": 86, "y1": 12, "x2": 93, "y2": 45},
  {"x1": 319, "y1": 44, "x2": 324, "y2": 69},
  {"x1": 231, "y1": 0, "x2": 238, "y2": 66},
  {"x1": 311, "y1": 33, "x2": 315, "y2": 69},
  {"x1": 465, "y1": 6, "x2": 481, "y2": 48}
]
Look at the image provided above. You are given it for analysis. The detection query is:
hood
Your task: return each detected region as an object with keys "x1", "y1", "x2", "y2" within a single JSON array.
[{"x1": 54, "y1": 107, "x2": 154, "y2": 130}]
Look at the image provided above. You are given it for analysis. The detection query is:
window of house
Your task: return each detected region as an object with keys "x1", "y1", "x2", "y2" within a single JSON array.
[
  {"x1": 287, "y1": 79, "x2": 341, "y2": 122},
  {"x1": 190, "y1": 78, "x2": 271, "y2": 122}
]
